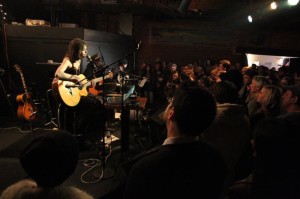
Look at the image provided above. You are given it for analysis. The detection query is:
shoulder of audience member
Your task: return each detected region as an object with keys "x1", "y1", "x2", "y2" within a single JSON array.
[
  {"x1": 51, "y1": 186, "x2": 94, "y2": 199},
  {"x1": 122, "y1": 145, "x2": 162, "y2": 174},
  {"x1": 226, "y1": 174, "x2": 253, "y2": 199},
  {"x1": 0, "y1": 179, "x2": 94, "y2": 199},
  {"x1": 0, "y1": 179, "x2": 37, "y2": 199}
]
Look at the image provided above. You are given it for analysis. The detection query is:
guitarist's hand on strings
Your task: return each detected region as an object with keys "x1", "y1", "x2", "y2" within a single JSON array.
[{"x1": 70, "y1": 75, "x2": 82, "y2": 85}]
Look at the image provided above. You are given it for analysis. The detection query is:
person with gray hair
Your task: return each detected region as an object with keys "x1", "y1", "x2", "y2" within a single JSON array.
[{"x1": 245, "y1": 76, "x2": 270, "y2": 119}]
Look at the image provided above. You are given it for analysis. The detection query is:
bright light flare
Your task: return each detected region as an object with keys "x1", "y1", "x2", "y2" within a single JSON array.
[
  {"x1": 248, "y1": 15, "x2": 253, "y2": 23},
  {"x1": 270, "y1": 2, "x2": 277, "y2": 9},
  {"x1": 288, "y1": 0, "x2": 299, "y2": 6}
]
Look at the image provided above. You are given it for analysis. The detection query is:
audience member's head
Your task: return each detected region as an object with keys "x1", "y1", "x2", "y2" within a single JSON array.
[
  {"x1": 198, "y1": 75, "x2": 212, "y2": 88},
  {"x1": 218, "y1": 60, "x2": 231, "y2": 72},
  {"x1": 19, "y1": 130, "x2": 79, "y2": 188},
  {"x1": 250, "y1": 75, "x2": 270, "y2": 94},
  {"x1": 241, "y1": 66, "x2": 251, "y2": 75},
  {"x1": 257, "y1": 65, "x2": 269, "y2": 76},
  {"x1": 223, "y1": 69, "x2": 243, "y2": 90},
  {"x1": 211, "y1": 80, "x2": 240, "y2": 104},
  {"x1": 280, "y1": 75, "x2": 293, "y2": 88},
  {"x1": 281, "y1": 84, "x2": 300, "y2": 113},
  {"x1": 170, "y1": 80, "x2": 216, "y2": 136},
  {"x1": 256, "y1": 85, "x2": 282, "y2": 117},
  {"x1": 243, "y1": 69, "x2": 257, "y2": 85}
]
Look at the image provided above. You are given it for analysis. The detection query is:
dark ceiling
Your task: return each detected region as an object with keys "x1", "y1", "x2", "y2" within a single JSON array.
[{"x1": 1, "y1": 0, "x2": 300, "y2": 31}]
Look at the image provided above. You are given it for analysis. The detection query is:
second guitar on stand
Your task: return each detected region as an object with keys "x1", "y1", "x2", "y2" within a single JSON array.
[{"x1": 14, "y1": 64, "x2": 38, "y2": 122}]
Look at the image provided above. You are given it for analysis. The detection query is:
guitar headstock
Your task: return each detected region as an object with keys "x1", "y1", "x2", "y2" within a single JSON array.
[
  {"x1": 14, "y1": 64, "x2": 29, "y2": 93},
  {"x1": 14, "y1": 64, "x2": 22, "y2": 74}
]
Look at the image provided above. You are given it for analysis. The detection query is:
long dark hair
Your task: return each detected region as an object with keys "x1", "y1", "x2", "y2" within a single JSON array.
[{"x1": 65, "y1": 38, "x2": 86, "y2": 63}]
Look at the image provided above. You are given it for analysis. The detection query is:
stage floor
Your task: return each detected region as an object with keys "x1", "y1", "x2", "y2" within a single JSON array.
[{"x1": 0, "y1": 115, "x2": 156, "y2": 198}]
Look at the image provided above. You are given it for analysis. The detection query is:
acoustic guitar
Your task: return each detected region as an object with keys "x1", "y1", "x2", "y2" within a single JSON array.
[
  {"x1": 52, "y1": 72, "x2": 113, "y2": 107},
  {"x1": 14, "y1": 64, "x2": 37, "y2": 121}
]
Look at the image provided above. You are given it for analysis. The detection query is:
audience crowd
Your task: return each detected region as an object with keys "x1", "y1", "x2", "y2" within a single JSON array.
[{"x1": 134, "y1": 58, "x2": 300, "y2": 199}]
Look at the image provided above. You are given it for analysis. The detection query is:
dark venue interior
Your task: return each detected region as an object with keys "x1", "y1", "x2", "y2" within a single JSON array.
[{"x1": 1, "y1": 0, "x2": 300, "y2": 198}]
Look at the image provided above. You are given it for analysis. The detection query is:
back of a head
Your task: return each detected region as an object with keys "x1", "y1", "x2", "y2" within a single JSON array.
[
  {"x1": 253, "y1": 75, "x2": 270, "y2": 89},
  {"x1": 244, "y1": 69, "x2": 258, "y2": 79},
  {"x1": 211, "y1": 80, "x2": 239, "y2": 104},
  {"x1": 173, "y1": 80, "x2": 216, "y2": 136},
  {"x1": 220, "y1": 60, "x2": 231, "y2": 71},
  {"x1": 20, "y1": 130, "x2": 79, "y2": 188},
  {"x1": 119, "y1": 58, "x2": 128, "y2": 66},
  {"x1": 225, "y1": 69, "x2": 243, "y2": 90}
]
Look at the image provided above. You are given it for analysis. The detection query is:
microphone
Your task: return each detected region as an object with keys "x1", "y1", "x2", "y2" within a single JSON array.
[{"x1": 87, "y1": 55, "x2": 93, "y2": 62}]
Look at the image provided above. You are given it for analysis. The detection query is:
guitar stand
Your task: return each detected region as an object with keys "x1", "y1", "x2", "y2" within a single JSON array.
[
  {"x1": 44, "y1": 117, "x2": 58, "y2": 128},
  {"x1": 29, "y1": 112, "x2": 37, "y2": 137},
  {"x1": 44, "y1": 89, "x2": 58, "y2": 128},
  {"x1": 20, "y1": 111, "x2": 38, "y2": 137}
]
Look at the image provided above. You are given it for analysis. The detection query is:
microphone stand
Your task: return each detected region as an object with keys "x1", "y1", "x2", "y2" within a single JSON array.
[
  {"x1": 92, "y1": 52, "x2": 133, "y2": 179},
  {"x1": 90, "y1": 54, "x2": 114, "y2": 180}
]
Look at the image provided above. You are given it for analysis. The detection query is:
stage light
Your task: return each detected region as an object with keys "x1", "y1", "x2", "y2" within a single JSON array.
[
  {"x1": 288, "y1": 0, "x2": 299, "y2": 6},
  {"x1": 248, "y1": 15, "x2": 253, "y2": 23},
  {"x1": 270, "y1": 2, "x2": 277, "y2": 9}
]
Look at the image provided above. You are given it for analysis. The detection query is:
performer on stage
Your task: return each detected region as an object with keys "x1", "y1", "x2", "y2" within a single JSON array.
[
  {"x1": 113, "y1": 58, "x2": 132, "y2": 93},
  {"x1": 83, "y1": 53, "x2": 114, "y2": 95},
  {"x1": 84, "y1": 53, "x2": 104, "y2": 80},
  {"x1": 54, "y1": 38, "x2": 107, "y2": 149}
]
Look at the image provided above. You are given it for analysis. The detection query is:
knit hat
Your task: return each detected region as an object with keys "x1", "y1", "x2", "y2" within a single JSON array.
[{"x1": 19, "y1": 130, "x2": 79, "y2": 188}]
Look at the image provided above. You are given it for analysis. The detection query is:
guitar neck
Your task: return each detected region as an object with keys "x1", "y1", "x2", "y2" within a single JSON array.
[
  {"x1": 19, "y1": 72, "x2": 29, "y2": 94},
  {"x1": 85, "y1": 75, "x2": 110, "y2": 87}
]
